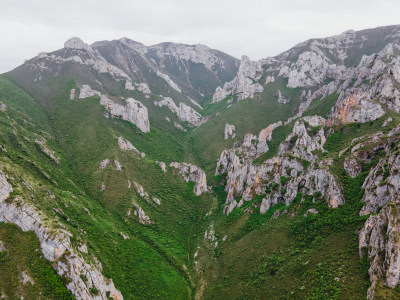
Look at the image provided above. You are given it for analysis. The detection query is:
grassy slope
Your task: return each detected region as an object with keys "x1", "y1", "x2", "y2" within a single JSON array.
[
  {"x1": 0, "y1": 75, "x2": 216, "y2": 299},
  {"x1": 2, "y1": 61, "x2": 399, "y2": 299},
  {"x1": 0, "y1": 222, "x2": 73, "y2": 299}
]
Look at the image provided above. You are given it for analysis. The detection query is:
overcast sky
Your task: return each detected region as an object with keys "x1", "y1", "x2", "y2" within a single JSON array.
[{"x1": 1, "y1": 0, "x2": 399, "y2": 73}]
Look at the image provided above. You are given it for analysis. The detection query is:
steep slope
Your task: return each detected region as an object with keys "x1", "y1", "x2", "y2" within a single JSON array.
[{"x1": 2, "y1": 24, "x2": 400, "y2": 299}]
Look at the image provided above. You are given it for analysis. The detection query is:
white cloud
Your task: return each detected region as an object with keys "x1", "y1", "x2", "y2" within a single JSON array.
[{"x1": 1, "y1": 0, "x2": 399, "y2": 72}]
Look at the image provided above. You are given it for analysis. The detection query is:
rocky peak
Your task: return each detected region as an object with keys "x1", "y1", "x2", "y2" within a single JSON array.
[
  {"x1": 64, "y1": 37, "x2": 92, "y2": 51},
  {"x1": 212, "y1": 55, "x2": 264, "y2": 102}
]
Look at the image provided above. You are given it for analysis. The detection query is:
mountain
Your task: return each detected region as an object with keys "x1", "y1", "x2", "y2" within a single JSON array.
[{"x1": 1, "y1": 24, "x2": 400, "y2": 299}]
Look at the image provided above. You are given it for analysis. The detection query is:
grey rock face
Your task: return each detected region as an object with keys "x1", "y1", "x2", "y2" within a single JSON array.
[
  {"x1": 0, "y1": 171, "x2": 123, "y2": 300},
  {"x1": 216, "y1": 115, "x2": 344, "y2": 214},
  {"x1": 169, "y1": 162, "x2": 207, "y2": 195},
  {"x1": 285, "y1": 51, "x2": 346, "y2": 88},
  {"x1": 224, "y1": 124, "x2": 236, "y2": 140},
  {"x1": 101, "y1": 95, "x2": 150, "y2": 133},
  {"x1": 360, "y1": 151, "x2": 400, "y2": 216},
  {"x1": 64, "y1": 37, "x2": 92, "y2": 51},
  {"x1": 156, "y1": 71, "x2": 181, "y2": 93},
  {"x1": 327, "y1": 90, "x2": 385, "y2": 125},
  {"x1": 212, "y1": 55, "x2": 264, "y2": 102},
  {"x1": 154, "y1": 97, "x2": 206, "y2": 127},
  {"x1": 344, "y1": 157, "x2": 362, "y2": 178},
  {"x1": 79, "y1": 85, "x2": 101, "y2": 99},
  {"x1": 359, "y1": 204, "x2": 400, "y2": 299},
  {"x1": 0, "y1": 101, "x2": 6, "y2": 112},
  {"x1": 279, "y1": 117, "x2": 326, "y2": 162}
]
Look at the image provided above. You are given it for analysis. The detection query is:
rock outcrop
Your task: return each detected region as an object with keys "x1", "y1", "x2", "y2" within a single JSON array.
[
  {"x1": 279, "y1": 116, "x2": 326, "y2": 162},
  {"x1": 79, "y1": 85, "x2": 101, "y2": 99},
  {"x1": 118, "y1": 137, "x2": 139, "y2": 153},
  {"x1": 0, "y1": 171, "x2": 123, "y2": 300},
  {"x1": 285, "y1": 51, "x2": 346, "y2": 88},
  {"x1": 224, "y1": 123, "x2": 235, "y2": 140},
  {"x1": 132, "y1": 204, "x2": 153, "y2": 225},
  {"x1": 360, "y1": 150, "x2": 400, "y2": 216},
  {"x1": 64, "y1": 37, "x2": 92, "y2": 51},
  {"x1": 156, "y1": 71, "x2": 181, "y2": 93},
  {"x1": 359, "y1": 203, "x2": 400, "y2": 299},
  {"x1": 69, "y1": 89, "x2": 76, "y2": 100},
  {"x1": 34, "y1": 139, "x2": 60, "y2": 164},
  {"x1": 169, "y1": 162, "x2": 207, "y2": 195},
  {"x1": 212, "y1": 55, "x2": 264, "y2": 102},
  {"x1": 216, "y1": 116, "x2": 344, "y2": 214},
  {"x1": 0, "y1": 101, "x2": 6, "y2": 112},
  {"x1": 327, "y1": 91, "x2": 385, "y2": 125},
  {"x1": 157, "y1": 161, "x2": 167, "y2": 172},
  {"x1": 100, "y1": 95, "x2": 150, "y2": 133},
  {"x1": 154, "y1": 97, "x2": 206, "y2": 127}
]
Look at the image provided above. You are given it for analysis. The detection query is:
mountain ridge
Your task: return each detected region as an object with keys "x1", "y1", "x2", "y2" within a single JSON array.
[{"x1": 1, "y1": 24, "x2": 400, "y2": 299}]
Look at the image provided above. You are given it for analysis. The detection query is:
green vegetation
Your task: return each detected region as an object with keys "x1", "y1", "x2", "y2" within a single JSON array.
[
  {"x1": 0, "y1": 223, "x2": 73, "y2": 299},
  {"x1": 303, "y1": 93, "x2": 339, "y2": 118}
]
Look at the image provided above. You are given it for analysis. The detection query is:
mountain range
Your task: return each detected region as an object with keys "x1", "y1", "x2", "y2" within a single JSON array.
[{"x1": 1, "y1": 24, "x2": 400, "y2": 299}]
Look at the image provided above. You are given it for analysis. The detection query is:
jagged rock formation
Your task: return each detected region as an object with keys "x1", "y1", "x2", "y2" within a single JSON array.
[
  {"x1": 0, "y1": 171, "x2": 123, "y2": 299},
  {"x1": 101, "y1": 95, "x2": 150, "y2": 132},
  {"x1": 279, "y1": 116, "x2": 326, "y2": 162},
  {"x1": 216, "y1": 116, "x2": 343, "y2": 214},
  {"x1": 360, "y1": 203, "x2": 400, "y2": 299},
  {"x1": 154, "y1": 97, "x2": 207, "y2": 127},
  {"x1": 360, "y1": 145, "x2": 400, "y2": 215},
  {"x1": 224, "y1": 123, "x2": 235, "y2": 140},
  {"x1": 132, "y1": 203, "x2": 153, "y2": 225},
  {"x1": 212, "y1": 55, "x2": 264, "y2": 102},
  {"x1": 169, "y1": 162, "x2": 207, "y2": 195},
  {"x1": 327, "y1": 91, "x2": 385, "y2": 125}
]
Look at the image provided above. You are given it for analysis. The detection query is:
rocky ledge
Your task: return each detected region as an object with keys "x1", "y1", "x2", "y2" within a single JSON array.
[
  {"x1": 0, "y1": 171, "x2": 123, "y2": 299},
  {"x1": 169, "y1": 162, "x2": 207, "y2": 195}
]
